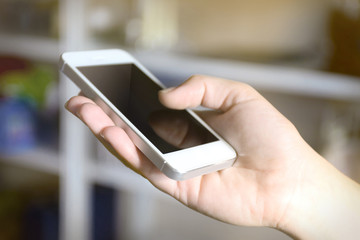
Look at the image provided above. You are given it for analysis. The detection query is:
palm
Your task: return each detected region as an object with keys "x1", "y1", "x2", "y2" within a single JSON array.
[{"x1": 148, "y1": 97, "x2": 305, "y2": 228}]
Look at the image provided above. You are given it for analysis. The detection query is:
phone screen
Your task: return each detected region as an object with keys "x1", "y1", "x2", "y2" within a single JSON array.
[{"x1": 77, "y1": 64, "x2": 217, "y2": 153}]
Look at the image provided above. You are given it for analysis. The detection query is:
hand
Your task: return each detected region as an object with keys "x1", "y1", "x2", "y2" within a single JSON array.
[{"x1": 65, "y1": 75, "x2": 360, "y2": 239}]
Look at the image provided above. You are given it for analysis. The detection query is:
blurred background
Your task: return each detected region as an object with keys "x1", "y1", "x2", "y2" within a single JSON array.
[{"x1": 0, "y1": 0, "x2": 359, "y2": 239}]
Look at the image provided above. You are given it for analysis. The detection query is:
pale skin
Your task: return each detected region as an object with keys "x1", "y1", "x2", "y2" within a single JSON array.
[{"x1": 65, "y1": 75, "x2": 360, "y2": 239}]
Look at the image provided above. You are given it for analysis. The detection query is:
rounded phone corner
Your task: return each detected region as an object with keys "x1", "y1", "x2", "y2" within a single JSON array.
[
  {"x1": 161, "y1": 162, "x2": 188, "y2": 181},
  {"x1": 161, "y1": 153, "x2": 237, "y2": 181},
  {"x1": 59, "y1": 54, "x2": 67, "y2": 69}
]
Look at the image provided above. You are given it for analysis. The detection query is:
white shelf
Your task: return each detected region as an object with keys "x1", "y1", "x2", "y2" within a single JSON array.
[
  {"x1": 0, "y1": 145, "x2": 153, "y2": 192},
  {"x1": 136, "y1": 52, "x2": 360, "y2": 102},
  {"x1": 1, "y1": 34, "x2": 359, "y2": 102},
  {"x1": 0, "y1": 34, "x2": 59, "y2": 62},
  {"x1": 0, "y1": 145, "x2": 166, "y2": 197},
  {"x1": 0, "y1": 147, "x2": 59, "y2": 174}
]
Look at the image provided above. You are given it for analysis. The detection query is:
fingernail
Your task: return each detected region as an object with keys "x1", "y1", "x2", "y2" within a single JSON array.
[
  {"x1": 100, "y1": 132, "x2": 105, "y2": 139},
  {"x1": 160, "y1": 87, "x2": 175, "y2": 94},
  {"x1": 65, "y1": 101, "x2": 78, "y2": 116},
  {"x1": 64, "y1": 100, "x2": 70, "y2": 110},
  {"x1": 99, "y1": 130, "x2": 107, "y2": 141},
  {"x1": 64, "y1": 98, "x2": 76, "y2": 113}
]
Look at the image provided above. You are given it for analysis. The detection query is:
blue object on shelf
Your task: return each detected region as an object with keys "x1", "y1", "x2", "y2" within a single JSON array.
[
  {"x1": 23, "y1": 202, "x2": 59, "y2": 240},
  {"x1": 0, "y1": 97, "x2": 36, "y2": 154},
  {"x1": 92, "y1": 185, "x2": 116, "y2": 240}
]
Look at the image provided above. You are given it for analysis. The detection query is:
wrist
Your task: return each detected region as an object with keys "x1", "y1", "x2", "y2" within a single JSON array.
[{"x1": 277, "y1": 149, "x2": 360, "y2": 239}]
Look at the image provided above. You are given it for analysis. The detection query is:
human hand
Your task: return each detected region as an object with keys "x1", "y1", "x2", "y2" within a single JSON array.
[{"x1": 65, "y1": 75, "x2": 360, "y2": 239}]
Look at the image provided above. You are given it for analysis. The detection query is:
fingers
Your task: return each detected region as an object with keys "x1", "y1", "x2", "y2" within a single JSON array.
[
  {"x1": 100, "y1": 126, "x2": 169, "y2": 182},
  {"x1": 65, "y1": 95, "x2": 115, "y2": 135},
  {"x1": 65, "y1": 95, "x2": 172, "y2": 185},
  {"x1": 158, "y1": 75, "x2": 259, "y2": 112}
]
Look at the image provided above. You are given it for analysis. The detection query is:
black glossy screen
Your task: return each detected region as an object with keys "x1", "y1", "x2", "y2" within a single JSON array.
[{"x1": 78, "y1": 64, "x2": 217, "y2": 153}]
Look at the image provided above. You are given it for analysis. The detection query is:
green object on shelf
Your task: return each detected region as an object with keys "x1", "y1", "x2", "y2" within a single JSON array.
[
  {"x1": 0, "y1": 191, "x2": 23, "y2": 240},
  {"x1": 0, "y1": 64, "x2": 55, "y2": 109}
]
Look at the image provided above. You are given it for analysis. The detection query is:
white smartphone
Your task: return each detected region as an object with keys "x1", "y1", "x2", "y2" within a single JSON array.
[{"x1": 60, "y1": 49, "x2": 237, "y2": 180}]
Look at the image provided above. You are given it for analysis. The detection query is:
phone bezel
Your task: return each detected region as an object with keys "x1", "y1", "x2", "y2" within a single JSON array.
[{"x1": 60, "y1": 49, "x2": 237, "y2": 180}]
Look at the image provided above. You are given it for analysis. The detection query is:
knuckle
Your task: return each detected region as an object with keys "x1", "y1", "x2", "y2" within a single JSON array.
[
  {"x1": 234, "y1": 82, "x2": 259, "y2": 97},
  {"x1": 188, "y1": 74, "x2": 207, "y2": 83},
  {"x1": 77, "y1": 102, "x2": 99, "y2": 119}
]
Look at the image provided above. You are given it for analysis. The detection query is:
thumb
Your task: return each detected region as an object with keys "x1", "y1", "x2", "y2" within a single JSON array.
[{"x1": 158, "y1": 75, "x2": 258, "y2": 111}]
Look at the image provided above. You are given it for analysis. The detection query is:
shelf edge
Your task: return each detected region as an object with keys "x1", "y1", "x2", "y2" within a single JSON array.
[
  {"x1": 0, "y1": 147, "x2": 60, "y2": 174},
  {"x1": 0, "y1": 34, "x2": 60, "y2": 62}
]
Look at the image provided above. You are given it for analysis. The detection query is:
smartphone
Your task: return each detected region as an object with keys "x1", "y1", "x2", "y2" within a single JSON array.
[{"x1": 60, "y1": 49, "x2": 236, "y2": 180}]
